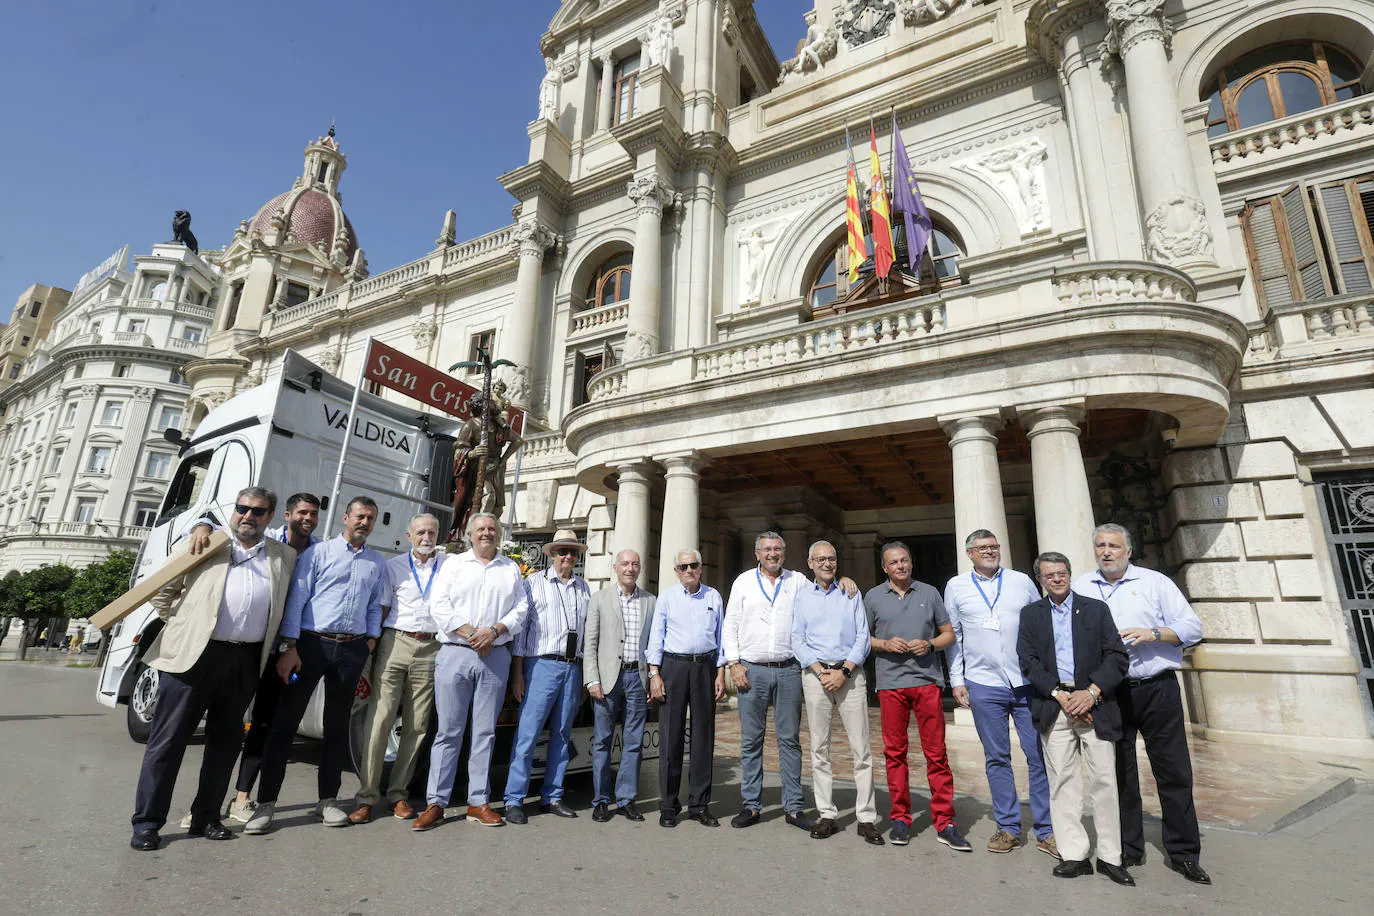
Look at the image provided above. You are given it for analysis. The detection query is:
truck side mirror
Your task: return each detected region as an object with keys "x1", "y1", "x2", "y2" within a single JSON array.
[{"x1": 163, "y1": 428, "x2": 185, "y2": 446}]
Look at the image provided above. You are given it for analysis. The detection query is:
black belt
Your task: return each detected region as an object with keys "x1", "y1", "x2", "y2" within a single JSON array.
[
  {"x1": 622, "y1": 660, "x2": 642, "y2": 671},
  {"x1": 209, "y1": 639, "x2": 262, "y2": 649},
  {"x1": 306, "y1": 630, "x2": 366, "y2": 643},
  {"x1": 820, "y1": 662, "x2": 847, "y2": 670},
  {"x1": 664, "y1": 651, "x2": 717, "y2": 663},
  {"x1": 539, "y1": 653, "x2": 580, "y2": 663},
  {"x1": 1124, "y1": 671, "x2": 1177, "y2": 688},
  {"x1": 743, "y1": 658, "x2": 797, "y2": 668}
]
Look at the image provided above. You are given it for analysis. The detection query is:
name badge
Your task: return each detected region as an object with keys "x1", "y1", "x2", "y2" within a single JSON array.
[{"x1": 982, "y1": 616, "x2": 1001, "y2": 631}]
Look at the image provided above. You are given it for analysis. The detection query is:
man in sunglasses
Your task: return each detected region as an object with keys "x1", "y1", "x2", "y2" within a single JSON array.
[
  {"x1": 130, "y1": 488, "x2": 297, "y2": 851},
  {"x1": 647, "y1": 550, "x2": 726, "y2": 828},
  {"x1": 504, "y1": 529, "x2": 591, "y2": 824},
  {"x1": 245, "y1": 496, "x2": 387, "y2": 834}
]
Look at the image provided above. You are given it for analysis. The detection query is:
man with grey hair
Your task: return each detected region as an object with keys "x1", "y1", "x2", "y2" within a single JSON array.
[
  {"x1": 350, "y1": 513, "x2": 446, "y2": 824},
  {"x1": 412, "y1": 512, "x2": 528, "y2": 831},
  {"x1": 944, "y1": 528, "x2": 1055, "y2": 857},
  {"x1": 1073, "y1": 523, "x2": 1209, "y2": 885}
]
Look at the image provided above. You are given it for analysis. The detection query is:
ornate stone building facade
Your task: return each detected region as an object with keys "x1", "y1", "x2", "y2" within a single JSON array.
[
  {"x1": 174, "y1": 0, "x2": 1373, "y2": 750},
  {"x1": 0, "y1": 245, "x2": 212, "y2": 573}
]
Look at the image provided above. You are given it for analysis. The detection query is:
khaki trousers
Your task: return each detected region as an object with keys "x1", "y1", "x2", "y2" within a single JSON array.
[
  {"x1": 356, "y1": 630, "x2": 438, "y2": 806},
  {"x1": 802, "y1": 668, "x2": 877, "y2": 823},
  {"x1": 1043, "y1": 712, "x2": 1121, "y2": 865}
]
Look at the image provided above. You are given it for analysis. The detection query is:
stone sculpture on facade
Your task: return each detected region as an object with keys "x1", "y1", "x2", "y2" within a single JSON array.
[
  {"x1": 898, "y1": 0, "x2": 965, "y2": 25},
  {"x1": 171, "y1": 211, "x2": 198, "y2": 254},
  {"x1": 1144, "y1": 194, "x2": 1215, "y2": 266},
  {"x1": 410, "y1": 317, "x2": 437, "y2": 351},
  {"x1": 955, "y1": 137, "x2": 1052, "y2": 237},
  {"x1": 736, "y1": 225, "x2": 779, "y2": 305},
  {"x1": 317, "y1": 345, "x2": 342, "y2": 375},
  {"x1": 642, "y1": 11, "x2": 676, "y2": 68},
  {"x1": 780, "y1": 10, "x2": 839, "y2": 81},
  {"x1": 839, "y1": 0, "x2": 898, "y2": 48},
  {"x1": 538, "y1": 57, "x2": 562, "y2": 122}
]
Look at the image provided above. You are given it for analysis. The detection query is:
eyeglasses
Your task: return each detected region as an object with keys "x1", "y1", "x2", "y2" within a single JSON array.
[
  {"x1": 553, "y1": 548, "x2": 580, "y2": 557},
  {"x1": 675, "y1": 562, "x2": 701, "y2": 571},
  {"x1": 811, "y1": 556, "x2": 838, "y2": 565},
  {"x1": 970, "y1": 546, "x2": 1001, "y2": 554},
  {"x1": 234, "y1": 504, "x2": 269, "y2": 518}
]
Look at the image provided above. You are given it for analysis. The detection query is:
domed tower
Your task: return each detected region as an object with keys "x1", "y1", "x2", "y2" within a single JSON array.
[{"x1": 185, "y1": 129, "x2": 367, "y2": 421}]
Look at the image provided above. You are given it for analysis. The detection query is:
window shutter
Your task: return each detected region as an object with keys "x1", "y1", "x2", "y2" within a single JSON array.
[
  {"x1": 1242, "y1": 197, "x2": 1299, "y2": 308},
  {"x1": 571, "y1": 352, "x2": 588, "y2": 408},
  {"x1": 1280, "y1": 185, "x2": 1331, "y2": 299},
  {"x1": 1313, "y1": 179, "x2": 1374, "y2": 293}
]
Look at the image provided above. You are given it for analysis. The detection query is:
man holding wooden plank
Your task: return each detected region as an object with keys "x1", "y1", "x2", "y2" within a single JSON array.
[{"x1": 129, "y1": 488, "x2": 298, "y2": 851}]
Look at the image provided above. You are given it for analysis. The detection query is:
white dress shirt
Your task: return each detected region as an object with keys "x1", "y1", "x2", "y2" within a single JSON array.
[
  {"x1": 430, "y1": 550, "x2": 528, "y2": 646},
  {"x1": 944, "y1": 567, "x2": 1043, "y2": 689},
  {"x1": 518, "y1": 568, "x2": 591, "y2": 658},
  {"x1": 1072, "y1": 564, "x2": 1204, "y2": 679},
  {"x1": 382, "y1": 550, "x2": 444, "y2": 633},
  {"x1": 211, "y1": 537, "x2": 273, "y2": 642},
  {"x1": 723, "y1": 567, "x2": 806, "y2": 664}
]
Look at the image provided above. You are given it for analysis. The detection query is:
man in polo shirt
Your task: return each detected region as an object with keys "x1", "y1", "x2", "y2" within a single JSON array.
[
  {"x1": 864, "y1": 540, "x2": 969, "y2": 851},
  {"x1": 1073, "y1": 523, "x2": 1209, "y2": 885}
]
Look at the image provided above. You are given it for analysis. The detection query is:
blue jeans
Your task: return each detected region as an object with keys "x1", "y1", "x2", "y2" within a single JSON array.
[
  {"x1": 737, "y1": 660, "x2": 804, "y2": 814},
  {"x1": 591, "y1": 667, "x2": 648, "y2": 807},
  {"x1": 504, "y1": 657, "x2": 582, "y2": 806},
  {"x1": 967, "y1": 681, "x2": 1053, "y2": 840}
]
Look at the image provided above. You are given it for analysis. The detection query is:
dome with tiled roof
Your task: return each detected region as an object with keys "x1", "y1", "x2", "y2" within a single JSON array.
[{"x1": 247, "y1": 128, "x2": 358, "y2": 262}]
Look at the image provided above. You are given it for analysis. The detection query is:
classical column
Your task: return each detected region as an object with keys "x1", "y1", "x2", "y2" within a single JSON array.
[
  {"x1": 656, "y1": 452, "x2": 707, "y2": 590},
  {"x1": 611, "y1": 459, "x2": 656, "y2": 588},
  {"x1": 1020, "y1": 404, "x2": 1096, "y2": 581},
  {"x1": 625, "y1": 174, "x2": 675, "y2": 361},
  {"x1": 1104, "y1": 0, "x2": 1215, "y2": 268},
  {"x1": 500, "y1": 220, "x2": 557, "y2": 407},
  {"x1": 105, "y1": 387, "x2": 155, "y2": 514},
  {"x1": 687, "y1": 170, "x2": 714, "y2": 348},
  {"x1": 597, "y1": 54, "x2": 616, "y2": 131},
  {"x1": 941, "y1": 414, "x2": 1013, "y2": 575},
  {"x1": 1059, "y1": 28, "x2": 1119, "y2": 260}
]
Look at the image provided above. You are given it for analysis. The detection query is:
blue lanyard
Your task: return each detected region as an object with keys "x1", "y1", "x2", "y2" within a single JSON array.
[
  {"x1": 408, "y1": 553, "x2": 436, "y2": 601},
  {"x1": 971, "y1": 570, "x2": 1002, "y2": 613},
  {"x1": 756, "y1": 568, "x2": 782, "y2": 606},
  {"x1": 1096, "y1": 576, "x2": 1126, "y2": 602}
]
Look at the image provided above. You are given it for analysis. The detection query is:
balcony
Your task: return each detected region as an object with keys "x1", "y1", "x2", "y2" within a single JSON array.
[
  {"x1": 1210, "y1": 95, "x2": 1374, "y2": 167},
  {"x1": 167, "y1": 337, "x2": 207, "y2": 355},
  {"x1": 568, "y1": 301, "x2": 629, "y2": 341},
  {"x1": 1246, "y1": 291, "x2": 1374, "y2": 362},
  {"x1": 108, "y1": 331, "x2": 152, "y2": 348}
]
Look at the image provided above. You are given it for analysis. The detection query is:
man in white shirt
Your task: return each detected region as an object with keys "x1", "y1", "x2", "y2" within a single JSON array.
[
  {"x1": 350, "y1": 514, "x2": 445, "y2": 824},
  {"x1": 504, "y1": 529, "x2": 591, "y2": 824},
  {"x1": 413, "y1": 513, "x2": 528, "y2": 831}
]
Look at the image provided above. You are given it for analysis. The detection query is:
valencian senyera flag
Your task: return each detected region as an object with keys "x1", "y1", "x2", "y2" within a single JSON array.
[
  {"x1": 891, "y1": 112, "x2": 933, "y2": 273},
  {"x1": 868, "y1": 118, "x2": 895, "y2": 280},
  {"x1": 844, "y1": 130, "x2": 868, "y2": 284}
]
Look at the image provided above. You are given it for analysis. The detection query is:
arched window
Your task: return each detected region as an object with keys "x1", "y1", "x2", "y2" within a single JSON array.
[
  {"x1": 806, "y1": 220, "x2": 965, "y2": 313},
  {"x1": 584, "y1": 252, "x2": 632, "y2": 310},
  {"x1": 1204, "y1": 41, "x2": 1364, "y2": 137}
]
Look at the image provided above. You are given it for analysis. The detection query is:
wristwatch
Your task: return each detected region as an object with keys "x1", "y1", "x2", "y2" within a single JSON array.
[
  {"x1": 1151, "y1": 627, "x2": 1162, "y2": 641},
  {"x1": 842, "y1": 666, "x2": 855, "y2": 679},
  {"x1": 1050, "y1": 687, "x2": 1063, "y2": 700},
  {"x1": 276, "y1": 640, "x2": 295, "y2": 654}
]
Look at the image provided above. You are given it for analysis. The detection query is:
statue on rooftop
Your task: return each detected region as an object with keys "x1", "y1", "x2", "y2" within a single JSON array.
[{"x1": 172, "y1": 210, "x2": 198, "y2": 253}]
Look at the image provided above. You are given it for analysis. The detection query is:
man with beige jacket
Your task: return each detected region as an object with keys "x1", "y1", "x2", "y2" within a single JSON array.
[{"x1": 129, "y1": 487, "x2": 297, "y2": 851}]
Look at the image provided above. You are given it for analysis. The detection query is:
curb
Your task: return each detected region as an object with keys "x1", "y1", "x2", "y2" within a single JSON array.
[{"x1": 1236, "y1": 776, "x2": 1360, "y2": 834}]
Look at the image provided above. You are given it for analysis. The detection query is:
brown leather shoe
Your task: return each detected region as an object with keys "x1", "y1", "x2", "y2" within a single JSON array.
[
  {"x1": 392, "y1": 799, "x2": 416, "y2": 820},
  {"x1": 412, "y1": 804, "x2": 445, "y2": 832},
  {"x1": 348, "y1": 804, "x2": 373, "y2": 825},
  {"x1": 466, "y1": 803, "x2": 504, "y2": 827},
  {"x1": 810, "y1": 817, "x2": 840, "y2": 839}
]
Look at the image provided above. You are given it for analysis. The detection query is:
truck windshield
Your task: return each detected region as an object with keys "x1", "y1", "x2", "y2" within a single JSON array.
[{"x1": 158, "y1": 451, "x2": 212, "y2": 523}]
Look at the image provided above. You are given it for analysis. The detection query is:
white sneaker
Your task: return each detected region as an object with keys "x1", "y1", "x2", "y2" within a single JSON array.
[
  {"x1": 228, "y1": 798, "x2": 257, "y2": 824},
  {"x1": 315, "y1": 797, "x2": 350, "y2": 827},
  {"x1": 244, "y1": 801, "x2": 275, "y2": 835},
  {"x1": 179, "y1": 812, "x2": 194, "y2": 829}
]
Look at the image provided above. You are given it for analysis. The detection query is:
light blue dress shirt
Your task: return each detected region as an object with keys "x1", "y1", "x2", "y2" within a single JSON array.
[
  {"x1": 646, "y1": 582, "x2": 724, "y2": 666},
  {"x1": 1049, "y1": 590, "x2": 1076, "y2": 685},
  {"x1": 278, "y1": 534, "x2": 387, "y2": 639},
  {"x1": 944, "y1": 567, "x2": 1043, "y2": 689},
  {"x1": 790, "y1": 579, "x2": 869, "y2": 668},
  {"x1": 1072, "y1": 564, "x2": 1204, "y2": 678}
]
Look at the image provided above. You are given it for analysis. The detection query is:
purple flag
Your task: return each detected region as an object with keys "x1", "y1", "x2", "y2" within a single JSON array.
[{"x1": 891, "y1": 113, "x2": 933, "y2": 274}]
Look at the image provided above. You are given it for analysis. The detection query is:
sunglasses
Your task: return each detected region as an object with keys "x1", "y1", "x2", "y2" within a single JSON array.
[
  {"x1": 553, "y1": 548, "x2": 580, "y2": 557},
  {"x1": 234, "y1": 504, "x2": 269, "y2": 518},
  {"x1": 675, "y1": 562, "x2": 701, "y2": 571}
]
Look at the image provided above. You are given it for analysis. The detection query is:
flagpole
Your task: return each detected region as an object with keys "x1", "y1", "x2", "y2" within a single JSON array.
[{"x1": 324, "y1": 336, "x2": 372, "y2": 539}]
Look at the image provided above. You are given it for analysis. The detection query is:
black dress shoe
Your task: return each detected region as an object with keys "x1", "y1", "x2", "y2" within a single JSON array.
[
  {"x1": 541, "y1": 800, "x2": 578, "y2": 818},
  {"x1": 1121, "y1": 853, "x2": 1145, "y2": 868},
  {"x1": 187, "y1": 820, "x2": 234, "y2": 841},
  {"x1": 811, "y1": 817, "x2": 840, "y2": 839},
  {"x1": 857, "y1": 822, "x2": 885, "y2": 846},
  {"x1": 1053, "y1": 859, "x2": 1093, "y2": 878},
  {"x1": 592, "y1": 803, "x2": 612, "y2": 822},
  {"x1": 689, "y1": 810, "x2": 719, "y2": 827},
  {"x1": 730, "y1": 807, "x2": 760, "y2": 829},
  {"x1": 506, "y1": 805, "x2": 528, "y2": 825},
  {"x1": 1097, "y1": 860, "x2": 1136, "y2": 886},
  {"x1": 785, "y1": 810, "x2": 816, "y2": 832},
  {"x1": 129, "y1": 831, "x2": 161, "y2": 852},
  {"x1": 1169, "y1": 860, "x2": 1212, "y2": 885},
  {"x1": 620, "y1": 802, "x2": 645, "y2": 822},
  {"x1": 659, "y1": 811, "x2": 678, "y2": 828}
]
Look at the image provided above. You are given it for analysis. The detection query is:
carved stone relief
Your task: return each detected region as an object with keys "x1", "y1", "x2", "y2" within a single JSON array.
[
  {"x1": 838, "y1": 0, "x2": 898, "y2": 49},
  {"x1": 954, "y1": 137, "x2": 1052, "y2": 237},
  {"x1": 1144, "y1": 194, "x2": 1215, "y2": 266},
  {"x1": 898, "y1": 0, "x2": 964, "y2": 26},
  {"x1": 780, "y1": 11, "x2": 839, "y2": 83},
  {"x1": 736, "y1": 222, "x2": 784, "y2": 305}
]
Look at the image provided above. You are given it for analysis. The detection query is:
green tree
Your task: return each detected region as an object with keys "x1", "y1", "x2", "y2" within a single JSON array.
[
  {"x1": 13, "y1": 564, "x2": 75, "y2": 659},
  {"x1": 64, "y1": 550, "x2": 137, "y2": 621},
  {"x1": 0, "y1": 570, "x2": 20, "y2": 644}
]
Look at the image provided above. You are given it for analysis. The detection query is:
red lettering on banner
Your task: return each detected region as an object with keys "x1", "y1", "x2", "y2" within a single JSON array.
[{"x1": 362, "y1": 340, "x2": 525, "y2": 435}]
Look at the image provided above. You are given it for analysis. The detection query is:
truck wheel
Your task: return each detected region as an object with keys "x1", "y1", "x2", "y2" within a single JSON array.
[{"x1": 127, "y1": 661, "x2": 159, "y2": 743}]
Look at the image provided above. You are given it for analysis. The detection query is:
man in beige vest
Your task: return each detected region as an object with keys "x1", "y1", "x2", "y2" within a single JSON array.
[{"x1": 129, "y1": 487, "x2": 297, "y2": 851}]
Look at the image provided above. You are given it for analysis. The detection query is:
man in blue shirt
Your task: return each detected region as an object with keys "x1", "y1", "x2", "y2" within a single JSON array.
[
  {"x1": 244, "y1": 496, "x2": 387, "y2": 835},
  {"x1": 790, "y1": 540, "x2": 881, "y2": 845},
  {"x1": 647, "y1": 549, "x2": 726, "y2": 828}
]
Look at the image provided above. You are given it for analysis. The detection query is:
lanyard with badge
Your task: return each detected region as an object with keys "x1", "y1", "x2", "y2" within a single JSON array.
[
  {"x1": 553, "y1": 575, "x2": 579, "y2": 659},
  {"x1": 1096, "y1": 576, "x2": 1126, "y2": 603},
  {"x1": 972, "y1": 570, "x2": 1003, "y2": 630},
  {"x1": 408, "y1": 553, "x2": 437, "y2": 605}
]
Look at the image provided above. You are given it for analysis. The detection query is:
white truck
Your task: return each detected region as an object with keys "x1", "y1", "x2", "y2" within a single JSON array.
[{"x1": 97, "y1": 349, "x2": 656, "y2": 785}]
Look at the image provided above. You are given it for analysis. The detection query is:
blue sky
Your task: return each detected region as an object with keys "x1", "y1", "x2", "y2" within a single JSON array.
[{"x1": 0, "y1": 1, "x2": 807, "y2": 303}]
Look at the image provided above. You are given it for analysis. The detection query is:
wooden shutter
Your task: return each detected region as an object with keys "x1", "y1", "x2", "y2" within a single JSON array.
[
  {"x1": 1313, "y1": 177, "x2": 1374, "y2": 294},
  {"x1": 571, "y1": 351, "x2": 588, "y2": 408},
  {"x1": 1280, "y1": 185, "x2": 1331, "y2": 299},
  {"x1": 1243, "y1": 196, "x2": 1300, "y2": 308}
]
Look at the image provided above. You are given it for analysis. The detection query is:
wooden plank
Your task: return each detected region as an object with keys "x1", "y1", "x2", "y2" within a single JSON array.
[{"x1": 89, "y1": 531, "x2": 231, "y2": 630}]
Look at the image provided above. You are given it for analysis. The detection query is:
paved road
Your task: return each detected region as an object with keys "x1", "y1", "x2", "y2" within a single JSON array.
[{"x1": 1, "y1": 663, "x2": 1369, "y2": 915}]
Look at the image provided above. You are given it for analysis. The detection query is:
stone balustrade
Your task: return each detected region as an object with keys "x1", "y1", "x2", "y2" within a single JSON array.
[
  {"x1": 1210, "y1": 96, "x2": 1374, "y2": 164},
  {"x1": 167, "y1": 337, "x2": 207, "y2": 354},
  {"x1": 1244, "y1": 292, "x2": 1374, "y2": 363},
  {"x1": 0, "y1": 521, "x2": 150, "y2": 540},
  {"x1": 569, "y1": 301, "x2": 629, "y2": 338},
  {"x1": 109, "y1": 331, "x2": 152, "y2": 347},
  {"x1": 1052, "y1": 261, "x2": 1196, "y2": 305},
  {"x1": 521, "y1": 432, "x2": 574, "y2": 465},
  {"x1": 443, "y1": 225, "x2": 515, "y2": 268},
  {"x1": 1299, "y1": 296, "x2": 1374, "y2": 339}
]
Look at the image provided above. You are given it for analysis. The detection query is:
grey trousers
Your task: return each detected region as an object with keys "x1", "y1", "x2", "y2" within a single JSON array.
[{"x1": 426, "y1": 643, "x2": 511, "y2": 807}]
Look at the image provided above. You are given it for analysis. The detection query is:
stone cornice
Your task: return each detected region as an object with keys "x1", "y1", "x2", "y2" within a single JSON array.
[
  {"x1": 610, "y1": 106, "x2": 688, "y2": 167},
  {"x1": 498, "y1": 160, "x2": 573, "y2": 211},
  {"x1": 1024, "y1": 0, "x2": 1099, "y2": 63}
]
